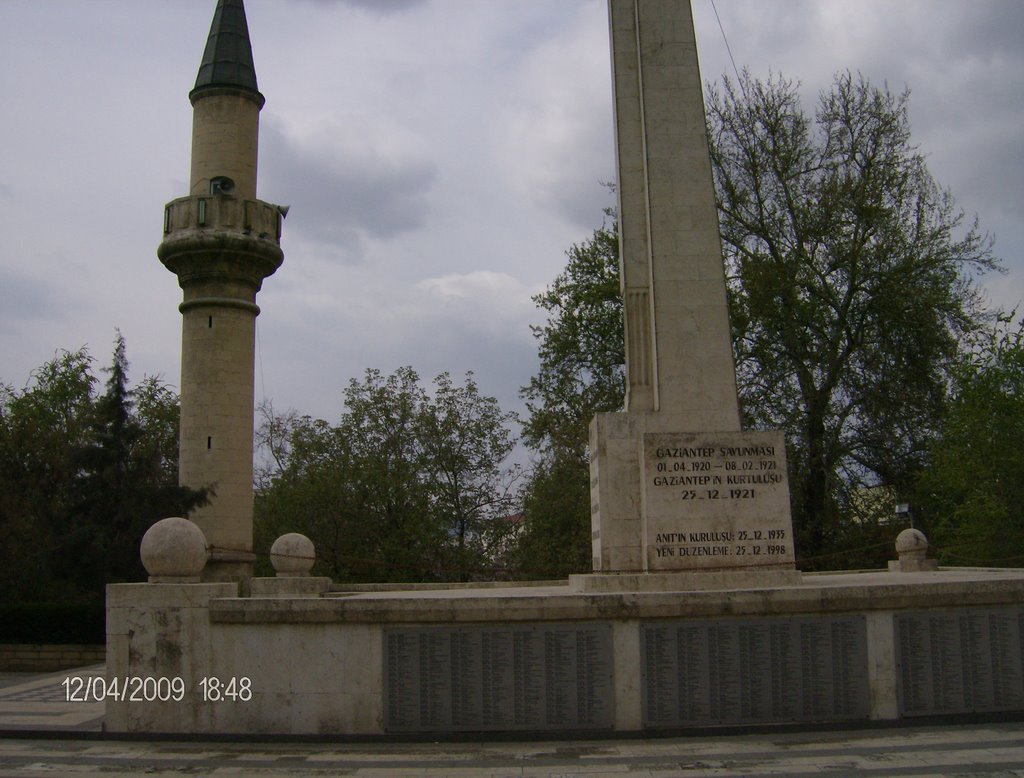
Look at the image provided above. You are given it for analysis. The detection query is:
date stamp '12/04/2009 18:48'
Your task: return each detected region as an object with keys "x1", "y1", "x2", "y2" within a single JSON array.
[{"x1": 62, "y1": 675, "x2": 252, "y2": 703}]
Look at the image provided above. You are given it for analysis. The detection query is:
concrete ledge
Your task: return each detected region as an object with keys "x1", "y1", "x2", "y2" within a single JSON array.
[
  {"x1": 208, "y1": 569, "x2": 1024, "y2": 625},
  {"x1": 889, "y1": 559, "x2": 940, "y2": 572},
  {"x1": 569, "y1": 567, "x2": 801, "y2": 592},
  {"x1": 327, "y1": 580, "x2": 563, "y2": 594},
  {"x1": 250, "y1": 577, "x2": 331, "y2": 598}
]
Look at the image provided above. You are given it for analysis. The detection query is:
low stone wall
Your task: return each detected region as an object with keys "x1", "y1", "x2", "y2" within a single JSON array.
[
  {"x1": 105, "y1": 568, "x2": 1024, "y2": 736},
  {"x1": 0, "y1": 643, "x2": 105, "y2": 672}
]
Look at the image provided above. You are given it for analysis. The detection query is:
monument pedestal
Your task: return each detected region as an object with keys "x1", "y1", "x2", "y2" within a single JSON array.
[{"x1": 590, "y1": 413, "x2": 796, "y2": 579}]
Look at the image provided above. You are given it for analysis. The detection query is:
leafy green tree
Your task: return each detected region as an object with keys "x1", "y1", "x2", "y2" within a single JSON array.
[
  {"x1": 64, "y1": 333, "x2": 207, "y2": 593},
  {"x1": 419, "y1": 372, "x2": 520, "y2": 580},
  {"x1": 707, "y1": 70, "x2": 998, "y2": 566},
  {"x1": 521, "y1": 213, "x2": 624, "y2": 456},
  {"x1": 513, "y1": 454, "x2": 592, "y2": 579},
  {"x1": 255, "y1": 367, "x2": 519, "y2": 582},
  {"x1": 133, "y1": 375, "x2": 186, "y2": 486},
  {"x1": 0, "y1": 348, "x2": 95, "y2": 600},
  {"x1": 0, "y1": 336, "x2": 205, "y2": 603},
  {"x1": 516, "y1": 71, "x2": 999, "y2": 572},
  {"x1": 338, "y1": 367, "x2": 441, "y2": 580},
  {"x1": 254, "y1": 408, "x2": 362, "y2": 579},
  {"x1": 514, "y1": 218, "x2": 623, "y2": 578},
  {"x1": 914, "y1": 314, "x2": 1024, "y2": 565}
]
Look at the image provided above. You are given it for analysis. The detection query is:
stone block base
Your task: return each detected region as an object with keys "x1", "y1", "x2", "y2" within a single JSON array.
[{"x1": 590, "y1": 413, "x2": 796, "y2": 575}]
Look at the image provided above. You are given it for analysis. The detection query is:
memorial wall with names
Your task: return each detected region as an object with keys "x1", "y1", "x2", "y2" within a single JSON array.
[
  {"x1": 384, "y1": 623, "x2": 613, "y2": 733},
  {"x1": 641, "y1": 615, "x2": 869, "y2": 727},
  {"x1": 895, "y1": 607, "x2": 1024, "y2": 715},
  {"x1": 383, "y1": 608, "x2": 1024, "y2": 734}
]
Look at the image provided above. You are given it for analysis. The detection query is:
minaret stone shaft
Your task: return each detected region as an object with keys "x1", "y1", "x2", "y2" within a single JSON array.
[{"x1": 158, "y1": 0, "x2": 283, "y2": 581}]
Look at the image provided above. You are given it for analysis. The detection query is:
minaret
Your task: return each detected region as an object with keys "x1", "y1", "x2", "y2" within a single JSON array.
[{"x1": 158, "y1": 0, "x2": 284, "y2": 581}]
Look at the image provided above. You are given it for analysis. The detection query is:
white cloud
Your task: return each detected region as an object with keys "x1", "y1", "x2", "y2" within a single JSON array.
[
  {"x1": 495, "y1": 1, "x2": 612, "y2": 231},
  {"x1": 261, "y1": 115, "x2": 437, "y2": 254}
]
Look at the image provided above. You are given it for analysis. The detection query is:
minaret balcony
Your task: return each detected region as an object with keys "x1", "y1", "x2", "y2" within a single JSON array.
[
  {"x1": 159, "y1": 194, "x2": 284, "y2": 293},
  {"x1": 162, "y1": 195, "x2": 283, "y2": 245}
]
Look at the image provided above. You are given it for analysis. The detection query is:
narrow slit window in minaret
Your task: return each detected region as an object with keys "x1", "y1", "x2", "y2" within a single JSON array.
[{"x1": 207, "y1": 436, "x2": 212, "y2": 450}]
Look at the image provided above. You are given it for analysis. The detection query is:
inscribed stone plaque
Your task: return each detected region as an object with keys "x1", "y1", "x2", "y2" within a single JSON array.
[
  {"x1": 641, "y1": 615, "x2": 868, "y2": 727},
  {"x1": 642, "y1": 430, "x2": 795, "y2": 571},
  {"x1": 894, "y1": 607, "x2": 1024, "y2": 716},
  {"x1": 384, "y1": 623, "x2": 613, "y2": 733}
]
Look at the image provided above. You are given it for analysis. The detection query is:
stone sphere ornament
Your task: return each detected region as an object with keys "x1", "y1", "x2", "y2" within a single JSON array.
[
  {"x1": 895, "y1": 528, "x2": 929, "y2": 560},
  {"x1": 270, "y1": 533, "x2": 316, "y2": 577},
  {"x1": 140, "y1": 517, "x2": 209, "y2": 581},
  {"x1": 892, "y1": 527, "x2": 937, "y2": 572}
]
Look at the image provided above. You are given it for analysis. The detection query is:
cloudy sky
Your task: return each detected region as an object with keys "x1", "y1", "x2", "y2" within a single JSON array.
[{"x1": 1, "y1": 0, "x2": 1021, "y2": 441}]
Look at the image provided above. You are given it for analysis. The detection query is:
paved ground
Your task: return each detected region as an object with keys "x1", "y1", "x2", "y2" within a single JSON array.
[
  {"x1": 0, "y1": 668, "x2": 1023, "y2": 776},
  {"x1": 0, "y1": 668, "x2": 104, "y2": 733}
]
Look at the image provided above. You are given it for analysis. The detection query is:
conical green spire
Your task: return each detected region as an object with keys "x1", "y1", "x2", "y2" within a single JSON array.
[{"x1": 190, "y1": 0, "x2": 264, "y2": 106}]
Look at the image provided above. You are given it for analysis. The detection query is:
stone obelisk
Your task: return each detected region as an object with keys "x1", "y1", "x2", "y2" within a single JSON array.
[
  {"x1": 158, "y1": 0, "x2": 284, "y2": 581},
  {"x1": 582, "y1": 0, "x2": 796, "y2": 589}
]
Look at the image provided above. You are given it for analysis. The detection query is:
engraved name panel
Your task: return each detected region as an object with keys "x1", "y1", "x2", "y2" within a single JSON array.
[
  {"x1": 642, "y1": 431, "x2": 795, "y2": 571},
  {"x1": 641, "y1": 615, "x2": 869, "y2": 726},
  {"x1": 895, "y1": 607, "x2": 1024, "y2": 716},
  {"x1": 384, "y1": 623, "x2": 614, "y2": 732}
]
